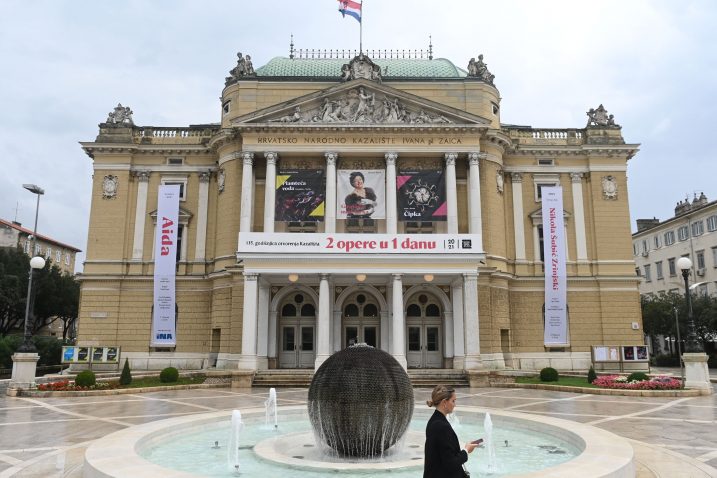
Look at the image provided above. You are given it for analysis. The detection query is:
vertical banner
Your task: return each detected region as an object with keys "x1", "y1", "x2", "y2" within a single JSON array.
[
  {"x1": 337, "y1": 169, "x2": 385, "y2": 219},
  {"x1": 275, "y1": 169, "x2": 325, "y2": 222},
  {"x1": 151, "y1": 185, "x2": 180, "y2": 347},
  {"x1": 396, "y1": 170, "x2": 447, "y2": 221},
  {"x1": 542, "y1": 186, "x2": 568, "y2": 345}
]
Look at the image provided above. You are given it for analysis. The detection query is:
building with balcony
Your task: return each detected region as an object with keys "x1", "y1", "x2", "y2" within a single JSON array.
[
  {"x1": 0, "y1": 217, "x2": 80, "y2": 275},
  {"x1": 77, "y1": 49, "x2": 642, "y2": 372},
  {"x1": 633, "y1": 194, "x2": 717, "y2": 297}
]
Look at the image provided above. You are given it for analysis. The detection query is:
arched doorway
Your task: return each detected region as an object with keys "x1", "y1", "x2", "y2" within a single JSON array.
[
  {"x1": 406, "y1": 292, "x2": 443, "y2": 368},
  {"x1": 278, "y1": 292, "x2": 316, "y2": 368},
  {"x1": 342, "y1": 292, "x2": 380, "y2": 348}
]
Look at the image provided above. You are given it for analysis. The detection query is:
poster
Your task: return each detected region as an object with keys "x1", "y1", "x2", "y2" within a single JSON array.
[
  {"x1": 397, "y1": 170, "x2": 447, "y2": 221},
  {"x1": 337, "y1": 169, "x2": 385, "y2": 219},
  {"x1": 622, "y1": 346, "x2": 649, "y2": 362},
  {"x1": 151, "y1": 185, "x2": 180, "y2": 347},
  {"x1": 542, "y1": 187, "x2": 568, "y2": 345},
  {"x1": 275, "y1": 169, "x2": 325, "y2": 222}
]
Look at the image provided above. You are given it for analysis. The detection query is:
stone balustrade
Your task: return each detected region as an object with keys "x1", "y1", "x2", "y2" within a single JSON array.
[{"x1": 506, "y1": 128, "x2": 584, "y2": 146}]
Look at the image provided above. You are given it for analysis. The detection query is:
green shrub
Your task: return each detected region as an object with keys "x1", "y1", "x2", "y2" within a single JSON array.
[
  {"x1": 159, "y1": 366, "x2": 179, "y2": 383},
  {"x1": 707, "y1": 355, "x2": 717, "y2": 369},
  {"x1": 654, "y1": 354, "x2": 680, "y2": 367},
  {"x1": 33, "y1": 337, "x2": 63, "y2": 366},
  {"x1": 75, "y1": 370, "x2": 96, "y2": 387},
  {"x1": 587, "y1": 366, "x2": 597, "y2": 384},
  {"x1": 119, "y1": 359, "x2": 132, "y2": 386},
  {"x1": 627, "y1": 372, "x2": 649, "y2": 382},
  {"x1": 0, "y1": 336, "x2": 22, "y2": 369},
  {"x1": 539, "y1": 367, "x2": 559, "y2": 382}
]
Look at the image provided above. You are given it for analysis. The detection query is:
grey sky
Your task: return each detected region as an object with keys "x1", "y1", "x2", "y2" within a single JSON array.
[{"x1": 1, "y1": 1, "x2": 715, "y2": 273}]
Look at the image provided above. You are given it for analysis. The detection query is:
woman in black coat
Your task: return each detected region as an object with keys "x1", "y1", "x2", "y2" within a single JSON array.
[{"x1": 424, "y1": 385, "x2": 478, "y2": 478}]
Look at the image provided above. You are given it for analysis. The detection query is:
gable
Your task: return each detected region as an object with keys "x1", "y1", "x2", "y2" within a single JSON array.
[{"x1": 231, "y1": 79, "x2": 490, "y2": 127}]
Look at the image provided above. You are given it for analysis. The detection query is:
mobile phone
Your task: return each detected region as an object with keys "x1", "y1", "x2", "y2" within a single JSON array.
[{"x1": 471, "y1": 438, "x2": 484, "y2": 445}]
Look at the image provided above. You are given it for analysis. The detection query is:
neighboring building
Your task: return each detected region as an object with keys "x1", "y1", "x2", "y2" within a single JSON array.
[
  {"x1": 633, "y1": 194, "x2": 717, "y2": 298},
  {"x1": 0, "y1": 218, "x2": 81, "y2": 275},
  {"x1": 77, "y1": 49, "x2": 643, "y2": 372}
]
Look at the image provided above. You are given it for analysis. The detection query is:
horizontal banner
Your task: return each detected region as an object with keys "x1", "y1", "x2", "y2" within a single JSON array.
[{"x1": 238, "y1": 232, "x2": 482, "y2": 254}]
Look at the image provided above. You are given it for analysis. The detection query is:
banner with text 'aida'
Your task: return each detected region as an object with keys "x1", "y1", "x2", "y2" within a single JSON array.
[{"x1": 151, "y1": 185, "x2": 180, "y2": 347}]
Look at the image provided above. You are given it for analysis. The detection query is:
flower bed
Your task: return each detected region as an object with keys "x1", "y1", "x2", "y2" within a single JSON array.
[
  {"x1": 37, "y1": 380, "x2": 114, "y2": 392},
  {"x1": 592, "y1": 375, "x2": 682, "y2": 390}
]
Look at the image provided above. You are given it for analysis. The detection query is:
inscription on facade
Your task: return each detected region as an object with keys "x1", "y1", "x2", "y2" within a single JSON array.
[{"x1": 254, "y1": 136, "x2": 465, "y2": 146}]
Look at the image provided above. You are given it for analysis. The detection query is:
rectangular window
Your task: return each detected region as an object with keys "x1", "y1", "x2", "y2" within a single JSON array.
[
  {"x1": 644, "y1": 264, "x2": 652, "y2": 282},
  {"x1": 678, "y1": 225, "x2": 689, "y2": 241},
  {"x1": 535, "y1": 182, "x2": 558, "y2": 201},
  {"x1": 24, "y1": 240, "x2": 30, "y2": 254},
  {"x1": 698, "y1": 284, "x2": 708, "y2": 296},
  {"x1": 56, "y1": 250, "x2": 61, "y2": 263},
  {"x1": 712, "y1": 247, "x2": 717, "y2": 268},
  {"x1": 664, "y1": 231, "x2": 675, "y2": 245},
  {"x1": 653, "y1": 235, "x2": 661, "y2": 249},
  {"x1": 668, "y1": 257, "x2": 676, "y2": 276},
  {"x1": 161, "y1": 177, "x2": 187, "y2": 201},
  {"x1": 655, "y1": 261, "x2": 663, "y2": 280},
  {"x1": 697, "y1": 250, "x2": 705, "y2": 269},
  {"x1": 45, "y1": 247, "x2": 52, "y2": 259},
  {"x1": 167, "y1": 157, "x2": 184, "y2": 165},
  {"x1": 35, "y1": 244, "x2": 42, "y2": 255},
  {"x1": 222, "y1": 100, "x2": 231, "y2": 115},
  {"x1": 707, "y1": 215, "x2": 717, "y2": 232},
  {"x1": 538, "y1": 159, "x2": 554, "y2": 166},
  {"x1": 345, "y1": 218, "x2": 377, "y2": 234},
  {"x1": 538, "y1": 225, "x2": 545, "y2": 262},
  {"x1": 635, "y1": 267, "x2": 641, "y2": 277},
  {"x1": 641, "y1": 240, "x2": 648, "y2": 254},
  {"x1": 633, "y1": 243, "x2": 638, "y2": 256},
  {"x1": 405, "y1": 221, "x2": 434, "y2": 234},
  {"x1": 691, "y1": 220, "x2": 704, "y2": 237},
  {"x1": 65, "y1": 253, "x2": 71, "y2": 266}
]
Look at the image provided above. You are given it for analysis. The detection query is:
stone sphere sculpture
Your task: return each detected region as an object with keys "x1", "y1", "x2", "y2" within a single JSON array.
[{"x1": 308, "y1": 344, "x2": 414, "y2": 457}]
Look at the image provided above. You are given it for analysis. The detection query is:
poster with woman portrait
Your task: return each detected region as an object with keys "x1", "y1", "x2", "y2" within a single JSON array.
[
  {"x1": 397, "y1": 170, "x2": 446, "y2": 221},
  {"x1": 337, "y1": 170, "x2": 385, "y2": 219},
  {"x1": 275, "y1": 169, "x2": 325, "y2": 222}
]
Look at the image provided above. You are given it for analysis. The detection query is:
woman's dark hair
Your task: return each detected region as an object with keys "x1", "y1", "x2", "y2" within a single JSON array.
[
  {"x1": 426, "y1": 384, "x2": 455, "y2": 408},
  {"x1": 349, "y1": 171, "x2": 365, "y2": 186}
]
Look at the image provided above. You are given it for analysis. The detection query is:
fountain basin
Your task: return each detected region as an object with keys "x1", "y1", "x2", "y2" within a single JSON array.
[{"x1": 84, "y1": 405, "x2": 634, "y2": 477}]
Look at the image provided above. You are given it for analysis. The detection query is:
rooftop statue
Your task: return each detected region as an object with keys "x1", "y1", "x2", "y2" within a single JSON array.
[
  {"x1": 105, "y1": 103, "x2": 134, "y2": 126},
  {"x1": 586, "y1": 104, "x2": 619, "y2": 127},
  {"x1": 340, "y1": 52, "x2": 382, "y2": 83},
  {"x1": 467, "y1": 54, "x2": 495, "y2": 85},
  {"x1": 225, "y1": 51, "x2": 257, "y2": 85}
]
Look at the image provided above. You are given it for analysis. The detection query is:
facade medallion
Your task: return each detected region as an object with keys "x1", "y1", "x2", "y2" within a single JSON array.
[
  {"x1": 102, "y1": 175, "x2": 119, "y2": 199},
  {"x1": 601, "y1": 175, "x2": 618, "y2": 200}
]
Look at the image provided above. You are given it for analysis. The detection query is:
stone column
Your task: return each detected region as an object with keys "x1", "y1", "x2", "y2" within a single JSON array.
[
  {"x1": 239, "y1": 152, "x2": 254, "y2": 233},
  {"x1": 238, "y1": 272, "x2": 258, "y2": 370},
  {"x1": 463, "y1": 272, "x2": 482, "y2": 369},
  {"x1": 256, "y1": 279, "x2": 270, "y2": 370},
  {"x1": 385, "y1": 152, "x2": 398, "y2": 234},
  {"x1": 511, "y1": 173, "x2": 526, "y2": 260},
  {"x1": 451, "y1": 280, "x2": 465, "y2": 370},
  {"x1": 194, "y1": 171, "x2": 210, "y2": 261},
  {"x1": 315, "y1": 274, "x2": 332, "y2": 369},
  {"x1": 131, "y1": 170, "x2": 150, "y2": 259},
  {"x1": 391, "y1": 274, "x2": 407, "y2": 369},
  {"x1": 445, "y1": 153, "x2": 459, "y2": 234},
  {"x1": 263, "y1": 152, "x2": 278, "y2": 233},
  {"x1": 570, "y1": 172, "x2": 588, "y2": 262},
  {"x1": 467, "y1": 152, "x2": 483, "y2": 235},
  {"x1": 325, "y1": 152, "x2": 338, "y2": 233}
]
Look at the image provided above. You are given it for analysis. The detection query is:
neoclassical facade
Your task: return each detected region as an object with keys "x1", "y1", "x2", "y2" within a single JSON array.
[{"x1": 78, "y1": 51, "x2": 643, "y2": 372}]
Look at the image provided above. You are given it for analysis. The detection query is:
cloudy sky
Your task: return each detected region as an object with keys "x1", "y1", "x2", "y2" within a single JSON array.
[{"x1": 1, "y1": 1, "x2": 715, "y2": 272}]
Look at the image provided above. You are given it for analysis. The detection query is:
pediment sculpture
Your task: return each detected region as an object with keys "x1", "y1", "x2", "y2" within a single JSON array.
[
  {"x1": 586, "y1": 104, "x2": 619, "y2": 127},
  {"x1": 225, "y1": 51, "x2": 256, "y2": 86},
  {"x1": 267, "y1": 88, "x2": 454, "y2": 125},
  {"x1": 105, "y1": 103, "x2": 134, "y2": 126},
  {"x1": 340, "y1": 53, "x2": 382, "y2": 83}
]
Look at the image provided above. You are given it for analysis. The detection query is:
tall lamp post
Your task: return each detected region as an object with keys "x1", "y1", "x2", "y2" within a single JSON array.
[
  {"x1": 676, "y1": 257, "x2": 703, "y2": 353},
  {"x1": 17, "y1": 184, "x2": 45, "y2": 353}
]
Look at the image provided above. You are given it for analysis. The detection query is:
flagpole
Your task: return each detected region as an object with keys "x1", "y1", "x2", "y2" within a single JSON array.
[{"x1": 359, "y1": 0, "x2": 363, "y2": 54}]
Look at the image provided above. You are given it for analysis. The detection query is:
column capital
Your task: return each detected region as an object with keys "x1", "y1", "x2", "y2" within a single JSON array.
[
  {"x1": 463, "y1": 271, "x2": 479, "y2": 280},
  {"x1": 467, "y1": 152, "x2": 480, "y2": 165},
  {"x1": 570, "y1": 172, "x2": 584, "y2": 183},
  {"x1": 444, "y1": 152, "x2": 458, "y2": 166},
  {"x1": 198, "y1": 171, "x2": 211, "y2": 183},
  {"x1": 240, "y1": 151, "x2": 254, "y2": 166},
  {"x1": 392, "y1": 273, "x2": 403, "y2": 281},
  {"x1": 243, "y1": 272, "x2": 259, "y2": 281},
  {"x1": 511, "y1": 172, "x2": 523, "y2": 183},
  {"x1": 384, "y1": 152, "x2": 398, "y2": 165},
  {"x1": 264, "y1": 151, "x2": 279, "y2": 165},
  {"x1": 319, "y1": 273, "x2": 331, "y2": 282},
  {"x1": 132, "y1": 170, "x2": 151, "y2": 182},
  {"x1": 325, "y1": 151, "x2": 338, "y2": 166}
]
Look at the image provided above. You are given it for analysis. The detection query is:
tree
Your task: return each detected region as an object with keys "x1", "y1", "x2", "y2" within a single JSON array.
[
  {"x1": 0, "y1": 248, "x2": 29, "y2": 336},
  {"x1": 641, "y1": 291, "x2": 684, "y2": 355}
]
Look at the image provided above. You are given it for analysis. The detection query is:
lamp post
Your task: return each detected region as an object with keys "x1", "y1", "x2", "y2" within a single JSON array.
[
  {"x1": 676, "y1": 257, "x2": 703, "y2": 353},
  {"x1": 17, "y1": 184, "x2": 45, "y2": 353}
]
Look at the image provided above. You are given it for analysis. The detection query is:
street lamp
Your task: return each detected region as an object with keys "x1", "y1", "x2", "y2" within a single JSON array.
[
  {"x1": 676, "y1": 257, "x2": 703, "y2": 353},
  {"x1": 17, "y1": 184, "x2": 45, "y2": 353}
]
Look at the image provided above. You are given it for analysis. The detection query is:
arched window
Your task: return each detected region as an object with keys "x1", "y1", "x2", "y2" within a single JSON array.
[
  {"x1": 426, "y1": 304, "x2": 441, "y2": 317},
  {"x1": 344, "y1": 304, "x2": 359, "y2": 317},
  {"x1": 301, "y1": 304, "x2": 315, "y2": 316},
  {"x1": 407, "y1": 304, "x2": 422, "y2": 317},
  {"x1": 363, "y1": 303, "x2": 378, "y2": 317},
  {"x1": 281, "y1": 304, "x2": 297, "y2": 317}
]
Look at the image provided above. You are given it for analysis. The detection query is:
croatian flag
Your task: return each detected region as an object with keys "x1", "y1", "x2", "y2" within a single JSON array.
[{"x1": 338, "y1": 0, "x2": 361, "y2": 23}]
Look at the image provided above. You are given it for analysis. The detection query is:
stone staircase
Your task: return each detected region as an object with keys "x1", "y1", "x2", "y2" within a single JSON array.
[{"x1": 252, "y1": 368, "x2": 469, "y2": 388}]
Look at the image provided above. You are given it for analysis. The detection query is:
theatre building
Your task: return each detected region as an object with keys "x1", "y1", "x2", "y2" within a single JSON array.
[{"x1": 78, "y1": 50, "x2": 643, "y2": 374}]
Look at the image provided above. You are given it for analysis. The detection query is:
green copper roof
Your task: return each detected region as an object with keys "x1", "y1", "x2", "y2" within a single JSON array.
[{"x1": 256, "y1": 57, "x2": 467, "y2": 79}]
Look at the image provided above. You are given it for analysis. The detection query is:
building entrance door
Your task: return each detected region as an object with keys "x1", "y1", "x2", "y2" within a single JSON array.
[
  {"x1": 278, "y1": 293, "x2": 316, "y2": 368},
  {"x1": 342, "y1": 292, "x2": 380, "y2": 348},
  {"x1": 405, "y1": 293, "x2": 443, "y2": 368}
]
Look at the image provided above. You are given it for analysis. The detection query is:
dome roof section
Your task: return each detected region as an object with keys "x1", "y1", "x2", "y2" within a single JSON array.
[{"x1": 256, "y1": 57, "x2": 467, "y2": 79}]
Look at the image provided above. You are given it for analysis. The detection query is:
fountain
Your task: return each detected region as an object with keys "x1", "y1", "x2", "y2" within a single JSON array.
[
  {"x1": 265, "y1": 387, "x2": 278, "y2": 429},
  {"x1": 484, "y1": 412, "x2": 498, "y2": 474},
  {"x1": 227, "y1": 410, "x2": 243, "y2": 472},
  {"x1": 308, "y1": 344, "x2": 414, "y2": 457}
]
